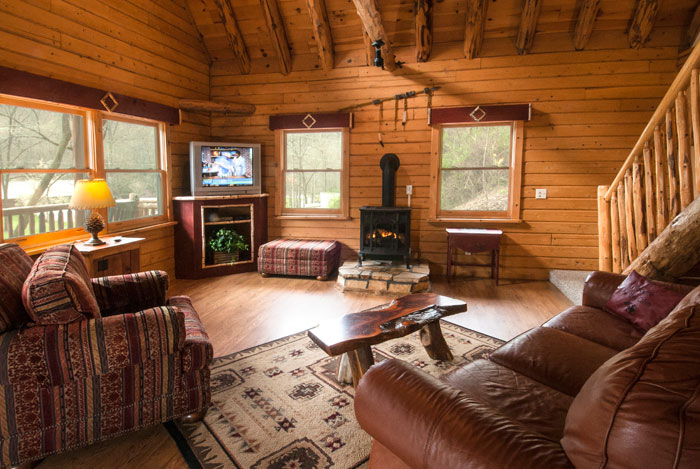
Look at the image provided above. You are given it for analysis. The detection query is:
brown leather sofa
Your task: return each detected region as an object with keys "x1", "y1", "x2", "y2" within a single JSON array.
[{"x1": 354, "y1": 271, "x2": 700, "y2": 468}]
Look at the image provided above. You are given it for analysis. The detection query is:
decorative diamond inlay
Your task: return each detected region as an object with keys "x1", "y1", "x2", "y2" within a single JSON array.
[
  {"x1": 100, "y1": 92, "x2": 119, "y2": 112},
  {"x1": 302, "y1": 113, "x2": 317, "y2": 128},
  {"x1": 469, "y1": 105, "x2": 486, "y2": 122}
]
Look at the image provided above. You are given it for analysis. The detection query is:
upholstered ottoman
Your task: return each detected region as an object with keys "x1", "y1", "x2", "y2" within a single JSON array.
[{"x1": 258, "y1": 239, "x2": 341, "y2": 280}]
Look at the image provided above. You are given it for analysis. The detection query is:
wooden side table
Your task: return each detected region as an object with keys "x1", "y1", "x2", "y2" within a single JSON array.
[
  {"x1": 75, "y1": 237, "x2": 145, "y2": 277},
  {"x1": 446, "y1": 229, "x2": 503, "y2": 285}
]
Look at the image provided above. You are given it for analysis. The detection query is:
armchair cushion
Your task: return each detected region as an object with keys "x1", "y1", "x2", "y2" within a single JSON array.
[
  {"x1": 0, "y1": 305, "x2": 186, "y2": 388},
  {"x1": 92, "y1": 270, "x2": 169, "y2": 316},
  {"x1": 0, "y1": 244, "x2": 34, "y2": 333},
  {"x1": 167, "y1": 296, "x2": 213, "y2": 372},
  {"x1": 22, "y1": 245, "x2": 100, "y2": 325}
]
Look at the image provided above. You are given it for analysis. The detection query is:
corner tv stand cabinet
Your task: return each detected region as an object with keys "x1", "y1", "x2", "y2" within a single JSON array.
[{"x1": 173, "y1": 194, "x2": 268, "y2": 279}]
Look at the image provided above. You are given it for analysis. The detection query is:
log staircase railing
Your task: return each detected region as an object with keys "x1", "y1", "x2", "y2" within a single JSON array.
[{"x1": 598, "y1": 42, "x2": 700, "y2": 273}]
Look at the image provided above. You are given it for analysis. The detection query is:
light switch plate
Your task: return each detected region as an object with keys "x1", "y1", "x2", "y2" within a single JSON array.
[
  {"x1": 535, "y1": 188, "x2": 547, "y2": 199},
  {"x1": 406, "y1": 185, "x2": 413, "y2": 195}
]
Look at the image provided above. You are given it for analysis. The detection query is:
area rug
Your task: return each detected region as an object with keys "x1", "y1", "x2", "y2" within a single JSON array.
[{"x1": 166, "y1": 321, "x2": 504, "y2": 469}]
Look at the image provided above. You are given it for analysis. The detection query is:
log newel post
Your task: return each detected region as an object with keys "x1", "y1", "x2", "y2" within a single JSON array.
[{"x1": 598, "y1": 185, "x2": 612, "y2": 271}]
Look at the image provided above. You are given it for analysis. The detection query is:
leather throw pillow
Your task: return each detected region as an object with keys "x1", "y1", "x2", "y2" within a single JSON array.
[
  {"x1": 604, "y1": 270, "x2": 686, "y2": 331},
  {"x1": 22, "y1": 245, "x2": 100, "y2": 325}
]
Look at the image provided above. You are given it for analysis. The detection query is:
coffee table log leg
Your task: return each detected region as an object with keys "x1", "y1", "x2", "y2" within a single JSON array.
[
  {"x1": 347, "y1": 345, "x2": 374, "y2": 388},
  {"x1": 420, "y1": 322, "x2": 453, "y2": 361},
  {"x1": 335, "y1": 353, "x2": 354, "y2": 385}
]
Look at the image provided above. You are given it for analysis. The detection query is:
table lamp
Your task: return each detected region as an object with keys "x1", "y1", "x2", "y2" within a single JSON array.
[{"x1": 68, "y1": 179, "x2": 116, "y2": 246}]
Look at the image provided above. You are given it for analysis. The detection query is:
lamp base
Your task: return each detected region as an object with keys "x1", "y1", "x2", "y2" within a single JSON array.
[{"x1": 83, "y1": 212, "x2": 106, "y2": 246}]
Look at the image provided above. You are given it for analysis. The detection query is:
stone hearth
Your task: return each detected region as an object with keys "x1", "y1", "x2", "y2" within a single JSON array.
[{"x1": 336, "y1": 260, "x2": 430, "y2": 294}]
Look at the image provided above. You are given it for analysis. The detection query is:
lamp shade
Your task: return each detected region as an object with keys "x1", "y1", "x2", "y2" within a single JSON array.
[{"x1": 68, "y1": 179, "x2": 116, "y2": 209}]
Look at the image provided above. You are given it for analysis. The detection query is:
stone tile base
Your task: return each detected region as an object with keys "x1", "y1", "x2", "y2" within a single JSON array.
[{"x1": 337, "y1": 260, "x2": 430, "y2": 294}]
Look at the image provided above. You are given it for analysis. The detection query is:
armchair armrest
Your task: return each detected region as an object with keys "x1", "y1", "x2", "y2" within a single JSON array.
[
  {"x1": 1, "y1": 306, "x2": 185, "y2": 388},
  {"x1": 581, "y1": 271, "x2": 626, "y2": 309},
  {"x1": 355, "y1": 359, "x2": 572, "y2": 469},
  {"x1": 91, "y1": 270, "x2": 169, "y2": 316}
]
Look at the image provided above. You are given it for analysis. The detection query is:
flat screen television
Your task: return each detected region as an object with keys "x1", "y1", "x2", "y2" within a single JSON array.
[{"x1": 189, "y1": 141, "x2": 262, "y2": 196}]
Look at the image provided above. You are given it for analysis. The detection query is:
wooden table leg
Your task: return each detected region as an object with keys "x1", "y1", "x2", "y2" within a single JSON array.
[
  {"x1": 419, "y1": 322, "x2": 454, "y2": 361},
  {"x1": 339, "y1": 345, "x2": 374, "y2": 388},
  {"x1": 335, "y1": 353, "x2": 354, "y2": 384}
]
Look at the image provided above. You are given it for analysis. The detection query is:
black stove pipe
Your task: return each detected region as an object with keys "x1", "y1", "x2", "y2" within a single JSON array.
[{"x1": 379, "y1": 153, "x2": 400, "y2": 207}]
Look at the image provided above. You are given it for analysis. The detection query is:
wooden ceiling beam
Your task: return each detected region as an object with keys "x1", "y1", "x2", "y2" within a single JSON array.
[
  {"x1": 305, "y1": 0, "x2": 334, "y2": 73},
  {"x1": 628, "y1": 0, "x2": 659, "y2": 49},
  {"x1": 515, "y1": 0, "x2": 543, "y2": 55},
  {"x1": 415, "y1": 0, "x2": 433, "y2": 62},
  {"x1": 573, "y1": 0, "x2": 600, "y2": 50},
  {"x1": 362, "y1": 29, "x2": 374, "y2": 66},
  {"x1": 179, "y1": 99, "x2": 256, "y2": 115},
  {"x1": 213, "y1": 0, "x2": 251, "y2": 74},
  {"x1": 463, "y1": 0, "x2": 489, "y2": 60},
  {"x1": 259, "y1": 0, "x2": 292, "y2": 75},
  {"x1": 352, "y1": 0, "x2": 397, "y2": 71}
]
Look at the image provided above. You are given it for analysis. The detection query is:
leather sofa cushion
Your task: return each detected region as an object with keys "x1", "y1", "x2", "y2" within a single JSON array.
[
  {"x1": 543, "y1": 305, "x2": 642, "y2": 350},
  {"x1": 561, "y1": 304, "x2": 700, "y2": 468},
  {"x1": 0, "y1": 244, "x2": 34, "y2": 333},
  {"x1": 490, "y1": 327, "x2": 618, "y2": 396},
  {"x1": 22, "y1": 245, "x2": 100, "y2": 325},
  {"x1": 444, "y1": 359, "x2": 573, "y2": 441},
  {"x1": 604, "y1": 270, "x2": 687, "y2": 331},
  {"x1": 670, "y1": 284, "x2": 700, "y2": 316}
]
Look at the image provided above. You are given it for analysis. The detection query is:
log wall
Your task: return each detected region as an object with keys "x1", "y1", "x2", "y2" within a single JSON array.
[
  {"x1": 210, "y1": 35, "x2": 682, "y2": 280},
  {"x1": 0, "y1": 0, "x2": 211, "y2": 275}
]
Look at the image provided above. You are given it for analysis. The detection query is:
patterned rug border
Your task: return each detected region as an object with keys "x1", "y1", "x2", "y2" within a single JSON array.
[{"x1": 165, "y1": 320, "x2": 504, "y2": 469}]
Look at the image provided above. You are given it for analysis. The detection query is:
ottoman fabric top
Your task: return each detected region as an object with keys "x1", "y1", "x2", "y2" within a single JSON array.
[{"x1": 258, "y1": 239, "x2": 341, "y2": 277}]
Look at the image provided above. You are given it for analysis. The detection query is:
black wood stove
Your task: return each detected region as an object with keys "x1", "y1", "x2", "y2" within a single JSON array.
[{"x1": 359, "y1": 153, "x2": 411, "y2": 267}]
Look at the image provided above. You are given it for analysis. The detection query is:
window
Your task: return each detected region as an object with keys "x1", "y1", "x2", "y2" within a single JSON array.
[
  {"x1": 430, "y1": 121, "x2": 523, "y2": 221},
  {"x1": 0, "y1": 95, "x2": 169, "y2": 246},
  {"x1": 100, "y1": 116, "x2": 166, "y2": 227},
  {"x1": 276, "y1": 128, "x2": 349, "y2": 218}
]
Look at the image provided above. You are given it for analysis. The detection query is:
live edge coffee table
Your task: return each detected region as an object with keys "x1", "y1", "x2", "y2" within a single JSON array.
[{"x1": 308, "y1": 293, "x2": 467, "y2": 388}]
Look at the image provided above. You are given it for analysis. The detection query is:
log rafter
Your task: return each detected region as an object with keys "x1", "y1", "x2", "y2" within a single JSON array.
[
  {"x1": 213, "y1": 0, "x2": 251, "y2": 74},
  {"x1": 352, "y1": 0, "x2": 397, "y2": 71},
  {"x1": 305, "y1": 0, "x2": 334, "y2": 73},
  {"x1": 463, "y1": 0, "x2": 489, "y2": 60},
  {"x1": 516, "y1": 0, "x2": 543, "y2": 55},
  {"x1": 179, "y1": 99, "x2": 256, "y2": 115},
  {"x1": 259, "y1": 0, "x2": 292, "y2": 75},
  {"x1": 415, "y1": 0, "x2": 433, "y2": 62},
  {"x1": 628, "y1": 0, "x2": 659, "y2": 49},
  {"x1": 573, "y1": 0, "x2": 600, "y2": 50}
]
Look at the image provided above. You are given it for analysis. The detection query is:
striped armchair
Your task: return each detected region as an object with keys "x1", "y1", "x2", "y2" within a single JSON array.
[{"x1": 0, "y1": 243, "x2": 212, "y2": 468}]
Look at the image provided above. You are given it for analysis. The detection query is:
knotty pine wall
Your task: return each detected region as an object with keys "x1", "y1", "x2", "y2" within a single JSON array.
[
  {"x1": 210, "y1": 33, "x2": 683, "y2": 280},
  {"x1": 0, "y1": 0, "x2": 211, "y2": 275}
]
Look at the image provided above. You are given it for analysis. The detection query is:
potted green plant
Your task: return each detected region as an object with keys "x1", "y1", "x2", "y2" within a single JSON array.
[{"x1": 207, "y1": 228, "x2": 249, "y2": 264}]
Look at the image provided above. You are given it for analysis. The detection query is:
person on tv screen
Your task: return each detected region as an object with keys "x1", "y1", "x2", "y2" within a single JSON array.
[
  {"x1": 213, "y1": 150, "x2": 235, "y2": 177},
  {"x1": 231, "y1": 150, "x2": 246, "y2": 177}
]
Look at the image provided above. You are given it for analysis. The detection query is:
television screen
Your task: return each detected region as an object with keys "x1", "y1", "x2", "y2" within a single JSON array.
[{"x1": 200, "y1": 145, "x2": 254, "y2": 187}]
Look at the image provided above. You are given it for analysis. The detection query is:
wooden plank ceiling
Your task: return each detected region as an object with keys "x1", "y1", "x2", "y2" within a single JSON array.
[{"x1": 186, "y1": 0, "x2": 699, "y2": 75}]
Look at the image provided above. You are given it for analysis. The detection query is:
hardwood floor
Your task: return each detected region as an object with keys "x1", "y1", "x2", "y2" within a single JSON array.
[{"x1": 38, "y1": 273, "x2": 572, "y2": 469}]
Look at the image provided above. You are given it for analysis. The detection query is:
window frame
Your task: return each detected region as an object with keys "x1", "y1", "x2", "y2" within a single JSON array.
[
  {"x1": 0, "y1": 94, "x2": 171, "y2": 247},
  {"x1": 274, "y1": 127, "x2": 349, "y2": 219},
  {"x1": 429, "y1": 120, "x2": 524, "y2": 222}
]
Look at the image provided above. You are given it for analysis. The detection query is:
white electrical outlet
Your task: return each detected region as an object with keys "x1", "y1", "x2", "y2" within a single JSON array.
[
  {"x1": 535, "y1": 188, "x2": 547, "y2": 199},
  {"x1": 406, "y1": 185, "x2": 413, "y2": 195}
]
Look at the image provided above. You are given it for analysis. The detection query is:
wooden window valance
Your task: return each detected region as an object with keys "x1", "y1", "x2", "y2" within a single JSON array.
[
  {"x1": 269, "y1": 112, "x2": 353, "y2": 131},
  {"x1": 429, "y1": 104, "x2": 531, "y2": 125},
  {"x1": 0, "y1": 66, "x2": 180, "y2": 125}
]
